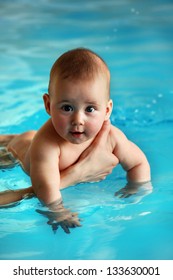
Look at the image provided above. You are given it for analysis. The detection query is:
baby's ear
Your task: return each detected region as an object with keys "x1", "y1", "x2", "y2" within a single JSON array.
[
  {"x1": 105, "y1": 99, "x2": 113, "y2": 120},
  {"x1": 43, "y1": 93, "x2": 51, "y2": 115}
]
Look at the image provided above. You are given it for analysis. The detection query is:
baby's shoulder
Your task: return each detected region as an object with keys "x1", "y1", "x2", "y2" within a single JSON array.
[
  {"x1": 110, "y1": 124, "x2": 127, "y2": 138},
  {"x1": 109, "y1": 124, "x2": 128, "y2": 148},
  {"x1": 31, "y1": 119, "x2": 61, "y2": 152}
]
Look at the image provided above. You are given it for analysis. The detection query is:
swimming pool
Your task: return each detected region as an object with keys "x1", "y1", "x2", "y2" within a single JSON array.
[{"x1": 0, "y1": 0, "x2": 173, "y2": 260}]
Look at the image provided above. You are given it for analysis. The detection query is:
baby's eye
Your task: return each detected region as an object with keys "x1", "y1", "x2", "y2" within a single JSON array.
[
  {"x1": 86, "y1": 106, "x2": 95, "y2": 113},
  {"x1": 61, "y1": 105, "x2": 73, "y2": 112}
]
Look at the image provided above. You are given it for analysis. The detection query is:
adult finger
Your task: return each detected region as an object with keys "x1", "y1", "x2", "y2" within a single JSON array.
[{"x1": 92, "y1": 120, "x2": 111, "y2": 146}]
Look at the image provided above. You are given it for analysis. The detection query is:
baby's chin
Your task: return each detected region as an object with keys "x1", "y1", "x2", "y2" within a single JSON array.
[
  {"x1": 66, "y1": 132, "x2": 95, "y2": 145},
  {"x1": 68, "y1": 133, "x2": 88, "y2": 144}
]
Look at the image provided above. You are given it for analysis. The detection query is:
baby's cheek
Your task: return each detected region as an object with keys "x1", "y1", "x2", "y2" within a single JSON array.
[
  {"x1": 87, "y1": 120, "x2": 103, "y2": 134},
  {"x1": 58, "y1": 117, "x2": 66, "y2": 127},
  {"x1": 53, "y1": 116, "x2": 67, "y2": 133}
]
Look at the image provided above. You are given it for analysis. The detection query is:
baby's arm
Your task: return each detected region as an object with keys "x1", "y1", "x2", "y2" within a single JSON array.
[
  {"x1": 119, "y1": 140, "x2": 150, "y2": 183},
  {"x1": 112, "y1": 126, "x2": 150, "y2": 182},
  {"x1": 30, "y1": 132, "x2": 80, "y2": 233},
  {"x1": 112, "y1": 126, "x2": 151, "y2": 197},
  {"x1": 30, "y1": 133, "x2": 61, "y2": 205}
]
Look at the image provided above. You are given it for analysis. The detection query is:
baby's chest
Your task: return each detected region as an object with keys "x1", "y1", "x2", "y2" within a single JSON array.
[{"x1": 58, "y1": 146, "x2": 83, "y2": 171}]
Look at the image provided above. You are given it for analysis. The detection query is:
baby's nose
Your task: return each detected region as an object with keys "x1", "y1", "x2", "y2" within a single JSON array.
[{"x1": 71, "y1": 111, "x2": 84, "y2": 126}]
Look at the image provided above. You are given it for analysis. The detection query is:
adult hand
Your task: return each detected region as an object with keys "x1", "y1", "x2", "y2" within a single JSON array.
[
  {"x1": 75, "y1": 120, "x2": 119, "y2": 183},
  {"x1": 60, "y1": 120, "x2": 118, "y2": 189}
]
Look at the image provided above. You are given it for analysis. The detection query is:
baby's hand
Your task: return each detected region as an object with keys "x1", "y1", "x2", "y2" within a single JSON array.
[
  {"x1": 115, "y1": 181, "x2": 153, "y2": 199},
  {"x1": 36, "y1": 202, "x2": 81, "y2": 234}
]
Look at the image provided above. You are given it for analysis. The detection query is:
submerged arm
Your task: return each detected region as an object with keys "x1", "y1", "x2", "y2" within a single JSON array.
[{"x1": 0, "y1": 186, "x2": 34, "y2": 206}]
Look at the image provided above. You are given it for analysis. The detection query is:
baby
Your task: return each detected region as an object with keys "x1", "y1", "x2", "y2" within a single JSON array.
[{"x1": 0, "y1": 48, "x2": 151, "y2": 233}]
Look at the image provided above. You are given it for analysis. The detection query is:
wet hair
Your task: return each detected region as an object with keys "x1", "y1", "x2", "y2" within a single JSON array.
[{"x1": 48, "y1": 48, "x2": 110, "y2": 97}]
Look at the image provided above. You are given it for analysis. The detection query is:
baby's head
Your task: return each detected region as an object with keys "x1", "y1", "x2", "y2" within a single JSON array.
[
  {"x1": 48, "y1": 48, "x2": 110, "y2": 100},
  {"x1": 44, "y1": 48, "x2": 112, "y2": 144}
]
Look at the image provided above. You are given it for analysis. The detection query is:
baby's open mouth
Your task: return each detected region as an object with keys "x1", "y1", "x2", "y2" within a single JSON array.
[{"x1": 70, "y1": 131, "x2": 84, "y2": 137}]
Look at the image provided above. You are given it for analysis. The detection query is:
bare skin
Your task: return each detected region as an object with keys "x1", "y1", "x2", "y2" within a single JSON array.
[
  {"x1": 0, "y1": 120, "x2": 150, "y2": 204},
  {"x1": 0, "y1": 121, "x2": 119, "y2": 232},
  {"x1": 0, "y1": 58, "x2": 151, "y2": 234},
  {"x1": 0, "y1": 91, "x2": 151, "y2": 234},
  {"x1": 0, "y1": 121, "x2": 117, "y2": 183},
  {"x1": 0, "y1": 123, "x2": 151, "y2": 234}
]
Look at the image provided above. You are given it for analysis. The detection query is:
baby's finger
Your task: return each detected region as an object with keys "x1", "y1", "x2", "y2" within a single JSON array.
[
  {"x1": 71, "y1": 212, "x2": 79, "y2": 217},
  {"x1": 61, "y1": 223, "x2": 71, "y2": 234}
]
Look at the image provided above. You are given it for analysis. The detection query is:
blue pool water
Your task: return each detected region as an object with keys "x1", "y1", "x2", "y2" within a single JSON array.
[{"x1": 0, "y1": 0, "x2": 173, "y2": 260}]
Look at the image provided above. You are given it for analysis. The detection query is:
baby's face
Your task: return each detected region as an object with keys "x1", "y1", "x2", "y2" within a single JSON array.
[{"x1": 46, "y1": 75, "x2": 112, "y2": 144}]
